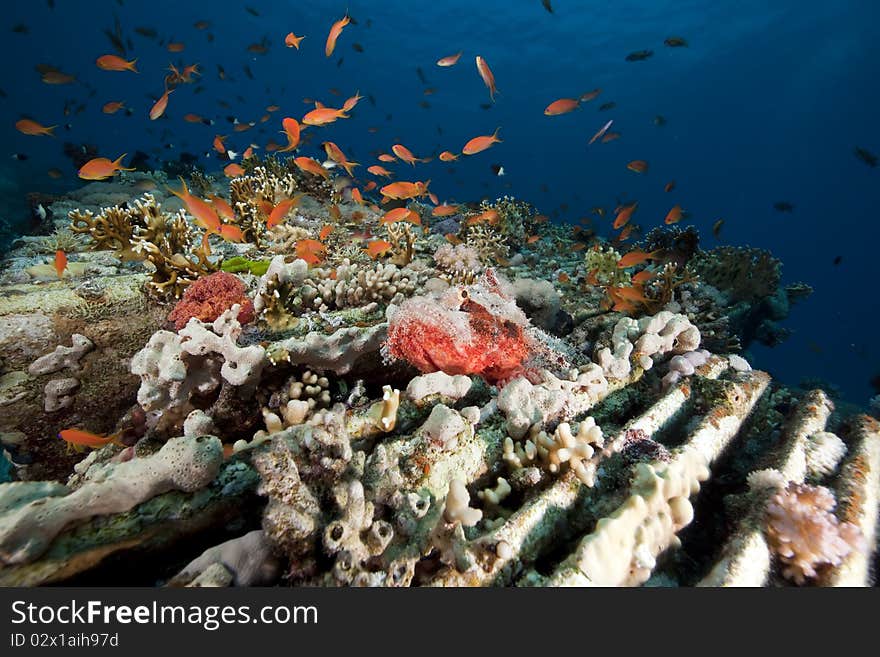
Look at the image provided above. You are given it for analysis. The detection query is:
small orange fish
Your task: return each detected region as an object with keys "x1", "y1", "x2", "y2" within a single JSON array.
[
  {"x1": 213, "y1": 135, "x2": 227, "y2": 154},
  {"x1": 294, "y1": 156, "x2": 330, "y2": 179},
  {"x1": 301, "y1": 106, "x2": 348, "y2": 126},
  {"x1": 428, "y1": 192, "x2": 439, "y2": 206},
  {"x1": 285, "y1": 32, "x2": 305, "y2": 49},
  {"x1": 381, "y1": 207, "x2": 421, "y2": 226},
  {"x1": 432, "y1": 204, "x2": 459, "y2": 217},
  {"x1": 466, "y1": 208, "x2": 500, "y2": 226},
  {"x1": 368, "y1": 165, "x2": 394, "y2": 178},
  {"x1": 219, "y1": 224, "x2": 244, "y2": 242},
  {"x1": 102, "y1": 101, "x2": 125, "y2": 114},
  {"x1": 392, "y1": 144, "x2": 428, "y2": 165},
  {"x1": 351, "y1": 188, "x2": 365, "y2": 205},
  {"x1": 267, "y1": 196, "x2": 302, "y2": 229},
  {"x1": 233, "y1": 122, "x2": 253, "y2": 132},
  {"x1": 462, "y1": 128, "x2": 502, "y2": 155},
  {"x1": 323, "y1": 141, "x2": 359, "y2": 176},
  {"x1": 580, "y1": 88, "x2": 601, "y2": 102},
  {"x1": 184, "y1": 113, "x2": 204, "y2": 123},
  {"x1": 319, "y1": 225, "x2": 333, "y2": 241},
  {"x1": 712, "y1": 218, "x2": 724, "y2": 237},
  {"x1": 15, "y1": 119, "x2": 56, "y2": 136},
  {"x1": 209, "y1": 196, "x2": 235, "y2": 221},
  {"x1": 616, "y1": 223, "x2": 635, "y2": 242},
  {"x1": 664, "y1": 204, "x2": 684, "y2": 224},
  {"x1": 612, "y1": 202, "x2": 638, "y2": 229},
  {"x1": 534, "y1": 214, "x2": 549, "y2": 224},
  {"x1": 53, "y1": 249, "x2": 67, "y2": 279},
  {"x1": 329, "y1": 204, "x2": 342, "y2": 221},
  {"x1": 445, "y1": 233, "x2": 463, "y2": 245},
  {"x1": 58, "y1": 428, "x2": 122, "y2": 452},
  {"x1": 182, "y1": 64, "x2": 200, "y2": 81},
  {"x1": 664, "y1": 180, "x2": 676, "y2": 193},
  {"x1": 365, "y1": 239, "x2": 394, "y2": 259},
  {"x1": 96, "y1": 55, "x2": 138, "y2": 72},
  {"x1": 617, "y1": 249, "x2": 662, "y2": 269},
  {"x1": 243, "y1": 146, "x2": 254, "y2": 159},
  {"x1": 527, "y1": 235, "x2": 541, "y2": 244},
  {"x1": 437, "y1": 52, "x2": 462, "y2": 67},
  {"x1": 149, "y1": 88, "x2": 174, "y2": 120},
  {"x1": 47, "y1": 168, "x2": 63, "y2": 179},
  {"x1": 632, "y1": 269, "x2": 656, "y2": 284},
  {"x1": 601, "y1": 132, "x2": 620, "y2": 143},
  {"x1": 558, "y1": 272, "x2": 570, "y2": 284},
  {"x1": 41, "y1": 70, "x2": 76, "y2": 84},
  {"x1": 380, "y1": 180, "x2": 430, "y2": 200},
  {"x1": 439, "y1": 151, "x2": 459, "y2": 162},
  {"x1": 544, "y1": 98, "x2": 579, "y2": 115},
  {"x1": 278, "y1": 117, "x2": 301, "y2": 152},
  {"x1": 78, "y1": 154, "x2": 134, "y2": 180},
  {"x1": 627, "y1": 160, "x2": 648, "y2": 173},
  {"x1": 224, "y1": 163, "x2": 246, "y2": 177},
  {"x1": 342, "y1": 91, "x2": 363, "y2": 112},
  {"x1": 475, "y1": 55, "x2": 497, "y2": 102},
  {"x1": 364, "y1": 181, "x2": 377, "y2": 191},
  {"x1": 325, "y1": 14, "x2": 350, "y2": 57},
  {"x1": 167, "y1": 177, "x2": 221, "y2": 234},
  {"x1": 295, "y1": 239, "x2": 326, "y2": 265},
  {"x1": 167, "y1": 42, "x2": 185, "y2": 52},
  {"x1": 378, "y1": 153, "x2": 397, "y2": 163}
]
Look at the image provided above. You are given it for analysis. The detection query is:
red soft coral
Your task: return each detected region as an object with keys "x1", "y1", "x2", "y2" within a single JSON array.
[
  {"x1": 385, "y1": 272, "x2": 531, "y2": 384},
  {"x1": 168, "y1": 271, "x2": 255, "y2": 330}
]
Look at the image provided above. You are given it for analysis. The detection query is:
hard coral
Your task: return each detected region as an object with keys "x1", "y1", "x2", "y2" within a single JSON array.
[
  {"x1": 385, "y1": 270, "x2": 531, "y2": 384},
  {"x1": 168, "y1": 271, "x2": 255, "y2": 330}
]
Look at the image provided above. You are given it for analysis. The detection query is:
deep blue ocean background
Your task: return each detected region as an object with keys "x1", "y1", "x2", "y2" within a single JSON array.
[{"x1": 1, "y1": 0, "x2": 878, "y2": 406}]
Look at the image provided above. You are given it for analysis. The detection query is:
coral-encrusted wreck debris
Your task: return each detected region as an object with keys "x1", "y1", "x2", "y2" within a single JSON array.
[{"x1": 0, "y1": 176, "x2": 876, "y2": 589}]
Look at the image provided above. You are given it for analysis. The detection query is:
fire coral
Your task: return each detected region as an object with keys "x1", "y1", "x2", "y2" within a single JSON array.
[
  {"x1": 168, "y1": 271, "x2": 255, "y2": 330},
  {"x1": 385, "y1": 270, "x2": 531, "y2": 384}
]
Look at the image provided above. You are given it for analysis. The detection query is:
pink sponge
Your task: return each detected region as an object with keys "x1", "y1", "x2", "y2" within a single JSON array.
[{"x1": 168, "y1": 271, "x2": 255, "y2": 331}]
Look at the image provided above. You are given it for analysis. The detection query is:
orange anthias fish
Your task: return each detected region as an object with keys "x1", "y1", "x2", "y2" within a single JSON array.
[
  {"x1": 462, "y1": 128, "x2": 502, "y2": 155},
  {"x1": 380, "y1": 180, "x2": 430, "y2": 200},
  {"x1": 378, "y1": 153, "x2": 397, "y2": 163},
  {"x1": 601, "y1": 131, "x2": 621, "y2": 143},
  {"x1": 41, "y1": 70, "x2": 76, "y2": 84},
  {"x1": 351, "y1": 188, "x2": 365, "y2": 205},
  {"x1": 439, "y1": 151, "x2": 459, "y2": 162},
  {"x1": 58, "y1": 428, "x2": 123, "y2": 452},
  {"x1": 392, "y1": 144, "x2": 428, "y2": 165},
  {"x1": 432, "y1": 204, "x2": 459, "y2": 217},
  {"x1": 15, "y1": 119, "x2": 56, "y2": 136},
  {"x1": 325, "y1": 14, "x2": 350, "y2": 57},
  {"x1": 278, "y1": 117, "x2": 301, "y2": 152},
  {"x1": 580, "y1": 88, "x2": 601, "y2": 102},
  {"x1": 295, "y1": 239, "x2": 326, "y2": 265},
  {"x1": 664, "y1": 204, "x2": 684, "y2": 224},
  {"x1": 475, "y1": 56, "x2": 497, "y2": 102},
  {"x1": 224, "y1": 163, "x2": 246, "y2": 177},
  {"x1": 78, "y1": 154, "x2": 135, "y2": 180},
  {"x1": 150, "y1": 88, "x2": 174, "y2": 120},
  {"x1": 96, "y1": 55, "x2": 138, "y2": 72},
  {"x1": 363, "y1": 181, "x2": 377, "y2": 191},
  {"x1": 219, "y1": 225, "x2": 244, "y2": 243},
  {"x1": 301, "y1": 107, "x2": 349, "y2": 126},
  {"x1": 544, "y1": 98, "x2": 579, "y2": 115},
  {"x1": 368, "y1": 165, "x2": 394, "y2": 178},
  {"x1": 54, "y1": 249, "x2": 67, "y2": 279},
  {"x1": 342, "y1": 91, "x2": 363, "y2": 112},
  {"x1": 437, "y1": 51, "x2": 462, "y2": 67},
  {"x1": 323, "y1": 141, "x2": 359, "y2": 176},
  {"x1": 167, "y1": 42, "x2": 185, "y2": 52},
  {"x1": 365, "y1": 239, "x2": 394, "y2": 260},
  {"x1": 664, "y1": 180, "x2": 676, "y2": 193},
  {"x1": 209, "y1": 195, "x2": 235, "y2": 222},
  {"x1": 167, "y1": 177, "x2": 221, "y2": 234},
  {"x1": 627, "y1": 160, "x2": 649, "y2": 173},
  {"x1": 466, "y1": 208, "x2": 500, "y2": 226},
  {"x1": 294, "y1": 156, "x2": 330, "y2": 179},
  {"x1": 102, "y1": 101, "x2": 125, "y2": 114},
  {"x1": 632, "y1": 269, "x2": 656, "y2": 284},
  {"x1": 285, "y1": 32, "x2": 305, "y2": 49},
  {"x1": 319, "y1": 225, "x2": 333, "y2": 241},
  {"x1": 267, "y1": 196, "x2": 302, "y2": 229},
  {"x1": 612, "y1": 202, "x2": 638, "y2": 229},
  {"x1": 380, "y1": 207, "x2": 421, "y2": 226},
  {"x1": 617, "y1": 249, "x2": 662, "y2": 269}
]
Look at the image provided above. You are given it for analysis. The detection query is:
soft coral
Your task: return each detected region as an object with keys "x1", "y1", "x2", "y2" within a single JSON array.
[{"x1": 168, "y1": 271, "x2": 255, "y2": 330}]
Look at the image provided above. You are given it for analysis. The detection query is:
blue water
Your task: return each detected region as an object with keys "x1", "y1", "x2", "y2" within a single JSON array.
[{"x1": 1, "y1": 0, "x2": 878, "y2": 405}]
